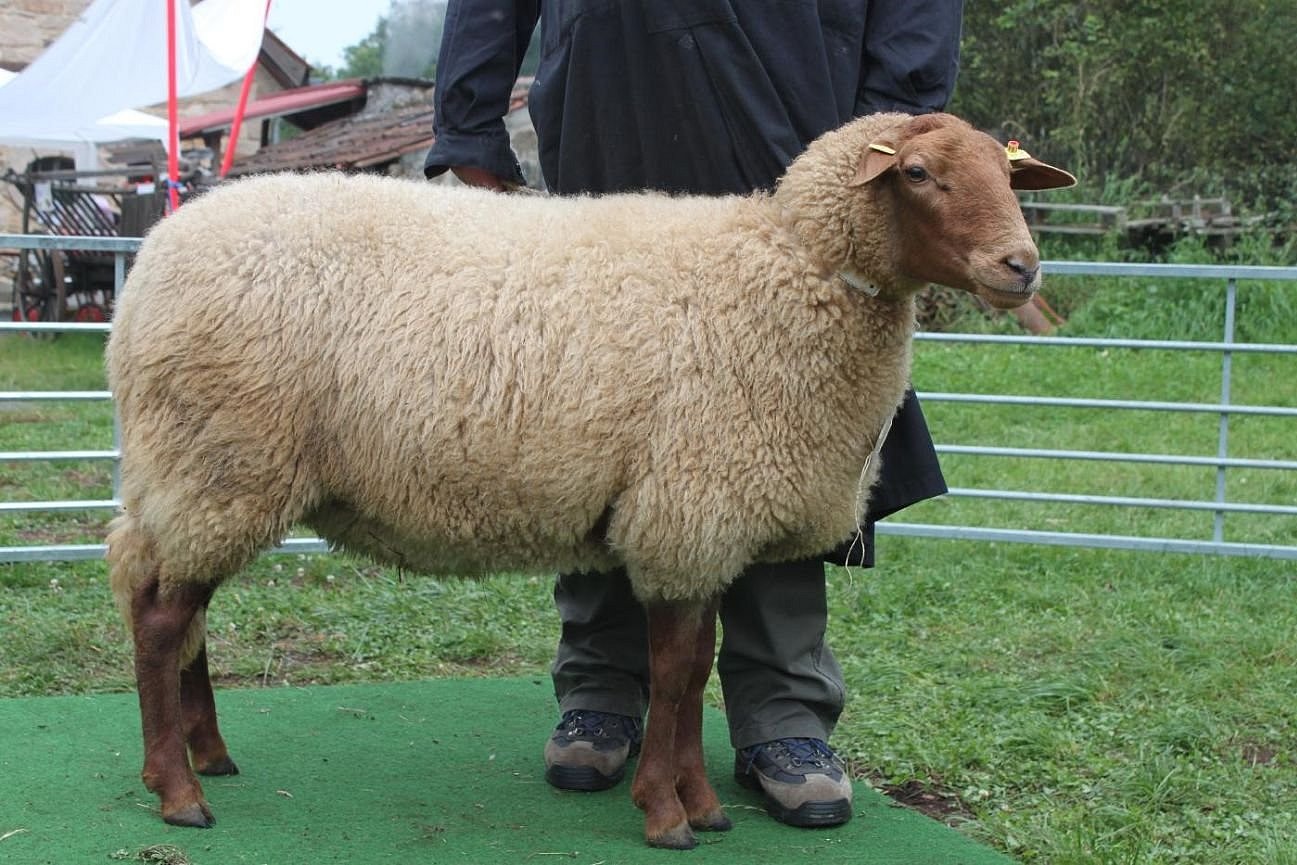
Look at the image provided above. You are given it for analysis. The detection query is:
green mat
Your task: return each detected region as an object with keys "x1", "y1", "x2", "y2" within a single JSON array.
[{"x1": 0, "y1": 679, "x2": 1012, "y2": 864}]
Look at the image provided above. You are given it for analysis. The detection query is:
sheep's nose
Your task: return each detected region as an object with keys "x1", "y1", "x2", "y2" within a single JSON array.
[{"x1": 1004, "y1": 255, "x2": 1039, "y2": 288}]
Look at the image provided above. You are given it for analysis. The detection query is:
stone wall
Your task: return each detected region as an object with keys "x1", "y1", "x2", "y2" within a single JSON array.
[{"x1": 0, "y1": 0, "x2": 87, "y2": 70}]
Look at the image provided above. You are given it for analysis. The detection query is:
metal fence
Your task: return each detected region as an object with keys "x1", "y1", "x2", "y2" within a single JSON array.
[{"x1": 2, "y1": 234, "x2": 1295, "y2": 563}]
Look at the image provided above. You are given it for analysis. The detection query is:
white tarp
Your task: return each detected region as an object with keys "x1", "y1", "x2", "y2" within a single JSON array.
[
  {"x1": 0, "y1": 0, "x2": 265, "y2": 163},
  {"x1": 0, "y1": 69, "x2": 167, "y2": 168}
]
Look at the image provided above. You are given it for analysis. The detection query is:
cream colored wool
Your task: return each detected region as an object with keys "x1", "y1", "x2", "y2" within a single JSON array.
[{"x1": 107, "y1": 112, "x2": 989, "y2": 624}]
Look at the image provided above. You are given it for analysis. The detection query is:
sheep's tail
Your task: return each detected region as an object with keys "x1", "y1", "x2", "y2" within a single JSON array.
[{"x1": 107, "y1": 512, "x2": 207, "y2": 668}]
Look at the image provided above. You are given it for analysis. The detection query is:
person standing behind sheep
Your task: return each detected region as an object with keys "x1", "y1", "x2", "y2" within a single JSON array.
[{"x1": 424, "y1": 0, "x2": 962, "y2": 828}]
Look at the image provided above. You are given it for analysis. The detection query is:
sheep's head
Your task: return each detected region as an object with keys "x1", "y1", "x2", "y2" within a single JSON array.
[{"x1": 848, "y1": 113, "x2": 1075, "y2": 309}]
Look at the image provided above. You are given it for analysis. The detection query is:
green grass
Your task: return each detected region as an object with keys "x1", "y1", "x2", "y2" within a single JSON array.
[
  {"x1": 912, "y1": 339, "x2": 1296, "y2": 547},
  {"x1": 1, "y1": 333, "x2": 115, "y2": 546},
  {"x1": 2, "y1": 545, "x2": 1294, "y2": 864},
  {"x1": 830, "y1": 543, "x2": 1297, "y2": 864},
  {"x1": 2, "y1": 273, "x2": 1295, "y2": 865}
]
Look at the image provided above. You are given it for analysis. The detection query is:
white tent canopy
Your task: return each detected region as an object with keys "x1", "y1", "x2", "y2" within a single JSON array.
[
  {"x1": 0, "y1": 69, "x2": 167, "y2": 169},
  {"x1": 0, "y1": 0, "x2": 266, "y2": 168}
]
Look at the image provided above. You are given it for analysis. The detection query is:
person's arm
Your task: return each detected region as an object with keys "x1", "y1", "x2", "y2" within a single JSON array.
[
  {"x1": 424, "y1": 0, "x2": 540, "y2": 187},
  {"x1": 856, "y1": 0, "x2": 964, "y2": 116}
]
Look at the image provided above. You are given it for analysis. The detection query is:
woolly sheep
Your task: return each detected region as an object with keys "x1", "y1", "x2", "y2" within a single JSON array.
[{"x1": 105, "y1": 111, "x2": 1073, "y2": 849}]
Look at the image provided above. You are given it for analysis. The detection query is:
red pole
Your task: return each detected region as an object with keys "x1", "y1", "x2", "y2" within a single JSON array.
[
  {"x1": 219, "y1": 0, "x2": 273, "y2": 178},
  {"x1": 165, "y1": 0, "x2": 180, "y2": 210}
]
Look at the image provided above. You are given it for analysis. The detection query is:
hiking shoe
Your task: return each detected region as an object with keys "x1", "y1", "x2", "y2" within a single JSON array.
[
  {"x1": 734, "y1": 738, "x2": 854, "y2": 827},
  {"x1": 544, "y1": 709, "x2": 643, "y2": 791}
]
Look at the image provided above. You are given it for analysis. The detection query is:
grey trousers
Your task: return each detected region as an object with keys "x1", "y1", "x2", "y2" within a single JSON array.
[{"x1": 551, "y1": 556, "x2": 845, "y2": 750}]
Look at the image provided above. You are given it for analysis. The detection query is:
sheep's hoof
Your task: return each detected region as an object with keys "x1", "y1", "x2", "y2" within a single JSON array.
[
  {"x1": 195, "y1": 756, "x2": 240, "y2": 777},
  {"x1": 646, "y1": 821, "x2": 698, "y2": 850},
  {"x1": 690, "y1": 808, "x2": 732, "y2": 832},
  {"x1": 162, "y1": 801, "x2": 215, "y2": 828}
]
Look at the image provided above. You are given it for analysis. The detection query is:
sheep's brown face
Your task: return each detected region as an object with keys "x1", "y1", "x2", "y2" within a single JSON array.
[{"x1": 852, "y1": 114, "x2": 1075, "y2": 309}]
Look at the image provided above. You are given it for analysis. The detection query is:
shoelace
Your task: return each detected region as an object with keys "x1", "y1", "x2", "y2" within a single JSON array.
[
  {"x1": 559, "y1": 710, "x2": 643, "y2": 745},
  {"x1": 740, "y1": 737, "x2": 836, "y2": 775}
]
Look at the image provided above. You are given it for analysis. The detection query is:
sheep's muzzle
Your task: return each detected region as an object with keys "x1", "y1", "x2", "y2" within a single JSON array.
[{"x1": 972, "y1": 248, "x2": 1042, "y2": 309}]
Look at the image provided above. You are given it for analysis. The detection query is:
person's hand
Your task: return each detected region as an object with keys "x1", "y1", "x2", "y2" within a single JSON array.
[{"x1": 451, "y1": 165, "x2": 510, "y2": 191}]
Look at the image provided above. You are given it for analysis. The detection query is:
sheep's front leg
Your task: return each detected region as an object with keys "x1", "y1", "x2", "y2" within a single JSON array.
[
  {"x1": 632, "y1": 600, "x2": 724, "y2": 849},
  {"x1": 131, "y1": 576, "x2": 216, "y2": 827},
  {"x1": 181, "y1": 645, "x2": 238, "y2": 777},
  {"x1": 673, "y1": 601, "x2": 730, "y2": 833}
]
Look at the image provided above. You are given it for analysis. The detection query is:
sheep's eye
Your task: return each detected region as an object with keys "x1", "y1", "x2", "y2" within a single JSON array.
[{"x1": 905, "y1": 165, "x2": 928, "y2": 183}]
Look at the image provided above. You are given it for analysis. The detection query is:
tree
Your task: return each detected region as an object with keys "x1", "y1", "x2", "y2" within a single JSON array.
[
  {"x1": 314, "y1": 2, "x2": 442, "y2": 81},
  {"x1": 952, "y1": 0, "x2": 1297, "y2": 211},
  {"x1": 381, "y1": 0, "x2": 446, "y2": 79},
  {"x1": 334, "y1": 16, "x2": 389, "y2": 79},
  {"x1": 325, "y1": 1, "x2": 540, "y2": 83}
]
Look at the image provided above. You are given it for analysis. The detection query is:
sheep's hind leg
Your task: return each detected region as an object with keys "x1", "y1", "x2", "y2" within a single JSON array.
[
  {"x1": 631, "y1": 600, "x2": 723, "y2": 849},
  {"x1": 675, "y1": 601, "x2": 730, "y2": 833},
  {"x1": 131, "y1": 575, "x2": 219, "y2": 827},
  {"x1": 182, "y1": 645, "x2": 238, "y2": 777}
]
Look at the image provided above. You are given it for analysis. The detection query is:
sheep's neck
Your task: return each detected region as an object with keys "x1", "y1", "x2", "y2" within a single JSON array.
[
  {"x1": 741, "y1": 200, "x2": 917, "y2": 442},
  {"x1": 759, "y1": 193, "x2": 904, "y2": 303}
]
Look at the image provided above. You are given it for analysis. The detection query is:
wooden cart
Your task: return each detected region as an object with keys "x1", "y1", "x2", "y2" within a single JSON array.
[{"x1": 5, "y1": 156, "x2": 166, "y2": 335}]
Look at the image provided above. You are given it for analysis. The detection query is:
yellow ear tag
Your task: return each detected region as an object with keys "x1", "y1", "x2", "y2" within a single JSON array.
[
  {"x1": 1005, "y1": 140, "x2": 1032, "y2": 162},
  {"x1": 868, "y1": 143, "x2": 897, "y2": 155}
]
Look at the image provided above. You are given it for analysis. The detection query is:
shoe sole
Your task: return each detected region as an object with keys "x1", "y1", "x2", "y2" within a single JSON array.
[
  {"x1": 546, "y1": 763, "x2": 624, "y2": 792},
  {"x1": 734, "y1": 770, "x2": 853, "y2": 828},
  {"x1": 763, "y1": 797, "x2": 852, "y2": 827}
]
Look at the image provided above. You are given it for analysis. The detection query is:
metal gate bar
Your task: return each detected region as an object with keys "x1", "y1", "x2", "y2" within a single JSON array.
[{"x1": 2, "y1": 234, "x2": 1294, "y2": 562}]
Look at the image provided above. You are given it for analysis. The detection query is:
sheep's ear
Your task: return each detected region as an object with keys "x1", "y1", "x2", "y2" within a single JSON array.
[
  {"x1": 848, "y1": 142, "x2": 898, "y2": 187},
  {"x1": 1010, "y1": 157, "x2": 1077, "y2": 190},
  {"x1": 1004, "y1": 140, "x2": 1076, "y2": 190}
]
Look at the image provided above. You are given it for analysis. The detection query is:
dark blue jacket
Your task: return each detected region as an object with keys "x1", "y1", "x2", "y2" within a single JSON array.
[
  {"x1": 427, "y1": 0, "x2": 962, "y2": 194},
  {"x1": 425, "y1": 0, "x2": 961, "y2": 563}
]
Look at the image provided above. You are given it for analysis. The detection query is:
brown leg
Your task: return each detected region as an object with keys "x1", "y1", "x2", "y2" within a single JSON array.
[
  {"x1": 631, "y1": 600, "x2": 716, "y2": 849},
  {"x1": 674, "y1": 602, "x2": 730, "y2": 832},
  {"x1": 182, "y1": 645, "x2": 238, "y2": 777},
  {"x1": 131, "y1": 574, "x2": 216, "y2": 827}
]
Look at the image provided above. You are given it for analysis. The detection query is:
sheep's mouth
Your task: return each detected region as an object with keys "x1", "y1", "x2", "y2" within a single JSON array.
[{"x1": 975, "y1": 284, "x2": 1037, "y2": 310}]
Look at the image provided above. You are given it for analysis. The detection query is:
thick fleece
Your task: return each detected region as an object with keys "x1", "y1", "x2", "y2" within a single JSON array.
[{"x1": 109, "y1": 115, "x2": 922, "y2": 610}]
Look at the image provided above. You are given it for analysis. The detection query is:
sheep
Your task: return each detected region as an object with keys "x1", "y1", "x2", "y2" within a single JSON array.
[{"x1": 105, "y1": 110, "x2": 1073, "y2": 849}]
